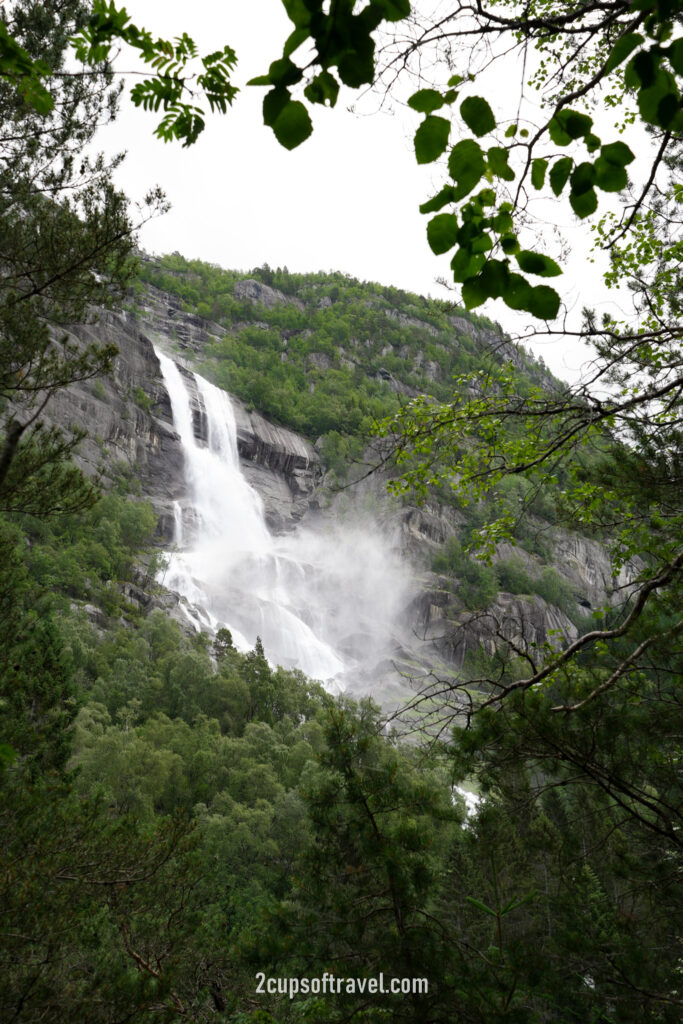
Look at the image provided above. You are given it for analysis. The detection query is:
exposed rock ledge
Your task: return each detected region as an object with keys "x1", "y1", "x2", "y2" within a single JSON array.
[
  {"x1": 39, "y1": 308, "x2": 324, "y2": 540},
  {"x1": 175, "y1": 364, "x2": 322, "y2": 534},
  {"x1": 410, "y1": 585, "x2": 578, "y2": 673},
  {"x1": 233, "y1": 278, "x2": 304, "y2": 310},
  {"x1": 235, "y1": 404, "x2": 323, "y2": 533}
]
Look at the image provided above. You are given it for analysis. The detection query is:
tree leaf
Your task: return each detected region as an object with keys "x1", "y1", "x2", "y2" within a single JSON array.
[
  {"x1": 427, "y1": 214, "x2": 459, "y2": 255},
  {"x1": 471, "y1": 232, "x2": 493, "y2": 255},
  {"x1": 570, "y1": 161, "x2": 596, "y2": 196},
  {"x1": 562, "y1": 110, "x2": 593, "y2": 138},
  {"x1": 448, "y1": 139, "x2": 486, "y2": 199},
  {"x1": 462, "y1": 259, "x2": 510, "y2": 307},
  {"x1": 487, "y1": 147, "x2": 515, "y2": 181},
  {"x1": 462, "y1": 275, "x2": 489, "y2": 308},
  {"x1": 272, "y1": 99, "x2": 313, "y2": 149},
  {"x1": 304, "y1": 70, "x2": 339, "y2": 107},
  {"x1": 374, "y1": 0, "x2": 411, "y2": 21},
  {"x1": 281, "y1": 0, "x2": 313, "y2": 28},
  {"x1": 527, "y1": 284, "x2": 560, "y2": 319},
  {"x1": 338, "y1": 37, "x2": 375, "y2": 88},
  {"x1": 283, "y1": 28, "x2": 309, "y2": 58},
  {"x1": 414, "y1": 115, "x2": 451, "y2": 164},
  {"x1": 263, "y1": 87, "x2": 290, "y2": 127},
  {"x1": 549, "y1": 109, "x2": 592, "y2": 145},
  {"x1": 594, "y1": 157, "x2": 628, "y2": 192},
  {"x1": 630, "y1": 49, "x2": 657, "y2": 88},
  {"x1": 657, "y1": 90, "x2": 681, "y2": 128},
  {"x1": 450, "y1": 249, "x2": 485, "y2": 283},
  {"x1": 667, "y1": 38, "x2": 683, "y2": 75},
  {"x1": 501, "y1": 890, "x2": 538, "y2": 915},
  {"x1": 531, "y1": 158, "x2": 548, "y2": 190},
  {"x1": 465, "y1": 896, "x2": 498, "y2": 917},
  {"x1": 637, "y1": 70, "x2": 680, "y2": 127},
  {"x1": 500, "y1": 234, "x2": 520, "y2": 254},
  {"x1": 548, "y1": 117, "x2": 571, "y2": 146},
  {"x1": 503, "y1": 272, "x2": 535, "y2": 310},
  {"x1": 600, "y1": 141, "x2": 635, "y2": 166},
  {"x1": 604, "y1": 33, "x2": 644, "y2": 74},
  {"x1": 492, "y1": 210, "x2": 513, "y2": 233},
  {"x1": 19, "y1": 78, "x2": 55, "y2": 116},
  {"x1": 569, "y1": 187, "x2": 598, "y2": 218},
  {"x1": 408, "y1": 89, "x2": 445, "y2": 114},
  {"x1": 549, "y1": 157, "x2": 573, "y2": 196},
  {"x1": 267, "y1": 56, "x2": 303, "y2": 87},
  {"x1": 420, "y1": 186, "x2": 456, "y2": 214},
  {"x1": 516, "y1": 250, "x2": 562, "y2": 277},
  {"x1": 481, "y1": 259, "x2": 510, "y2": 297},
  {"x1": 460, "y1": 96, "x2": 496, "y2": 136}
]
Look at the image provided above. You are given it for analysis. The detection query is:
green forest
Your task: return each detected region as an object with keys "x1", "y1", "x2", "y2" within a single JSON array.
[
  {"x1": 134, "y1": 253, "x2": 548, "y2": 447},
  {"x1": 1, "y1": 2, "x2": 681, "y2": 1023}
]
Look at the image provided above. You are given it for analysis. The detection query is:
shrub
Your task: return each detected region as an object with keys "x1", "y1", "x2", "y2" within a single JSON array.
[
  {"x1": 133, "y1": 386, "x2": 152, "y2": 413},
  {"x1": 496, "y1": 558, "x2": 534, "y2": 595},
  {"x1": 433, "y1": 537, "x2": 498, "y2": 610}
]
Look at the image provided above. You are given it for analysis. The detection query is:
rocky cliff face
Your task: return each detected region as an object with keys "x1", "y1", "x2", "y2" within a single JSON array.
[
  {"x1": 39, "y1": 287, "x2": 636, "y2": 695},
  {"x1": 234, "y1": 403, "x2": 322, "y2": 532},
  {"x1": 409, "y1": 584, "x2": 578, "y2": 673},
  {"x1": 44, "y1": 310, "x2": 185, "y2": 532},
  {"x1": 43, "y1": 303, "x2": 323, "y2": 542}
]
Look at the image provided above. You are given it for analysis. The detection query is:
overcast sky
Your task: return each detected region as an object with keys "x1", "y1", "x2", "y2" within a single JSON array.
[{"x1": 98, "y1": 1, "x2": 637, "y2": 384}]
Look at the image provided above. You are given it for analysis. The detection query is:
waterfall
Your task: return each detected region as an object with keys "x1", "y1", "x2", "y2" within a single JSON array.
[
  {"x1": 156, "y1": 349, "x2": 347, "y2": 682},
  {"x1": 172, "y1": 500, "x2": 183, "y2": 548}
]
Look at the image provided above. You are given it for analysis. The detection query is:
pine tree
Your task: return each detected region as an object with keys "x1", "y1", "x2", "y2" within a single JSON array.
[{"x1": 0, "y1": 1, "x2": 164, "y2": 517}]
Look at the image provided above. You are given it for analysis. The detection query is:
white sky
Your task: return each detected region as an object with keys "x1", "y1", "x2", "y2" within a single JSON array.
[{"x1": 97, "y1": 0, "x2": 639, "y2": 384}]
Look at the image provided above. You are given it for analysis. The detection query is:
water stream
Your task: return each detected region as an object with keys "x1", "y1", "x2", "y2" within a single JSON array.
[{"x1": 156, "y1": 349, "x2": 410, "y2": 685}]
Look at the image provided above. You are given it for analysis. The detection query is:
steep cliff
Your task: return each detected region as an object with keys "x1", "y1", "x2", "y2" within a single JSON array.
[
  {"x1": 44, "y1": 305, "x2": 323, "y2": 541},
  {"x1": 44, "y1": 310, "x2": 185, "y2": 534},
  {"x1": 35, "y1": 265, "x2": 638, "y2": 699}
]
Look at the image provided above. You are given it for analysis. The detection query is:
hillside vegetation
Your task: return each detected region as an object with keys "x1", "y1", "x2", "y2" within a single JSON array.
[{"x1": 135, "y1": 254, "x2": 551, "y2": 453}]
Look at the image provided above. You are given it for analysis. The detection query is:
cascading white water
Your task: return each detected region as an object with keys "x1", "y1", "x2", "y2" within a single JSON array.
[
  {"x1": 172, "y1": 500, "x2": 183, "y2": 548},
  {"x1": 156, "y1": 347, "x2": 414, "y2": 688},
  {"x1": 156, "y1": 349, "x2": 347, "y2": 681}
]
